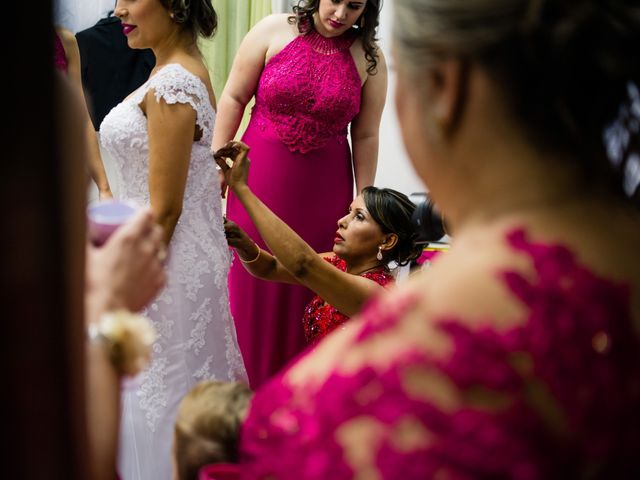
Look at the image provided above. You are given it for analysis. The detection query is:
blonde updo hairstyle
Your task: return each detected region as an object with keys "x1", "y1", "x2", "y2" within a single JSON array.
[{"x1": 393, "y1": 0, "x2": 640, "y2": 204}]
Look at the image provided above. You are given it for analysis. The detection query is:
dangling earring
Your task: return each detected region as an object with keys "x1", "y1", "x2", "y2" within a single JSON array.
[
  {"x1": 169, "y1": 12, "x2": 175, "y2": 19},
  {"x1": 358, "y1": 16, "x2": 365, "y2": 29},
  {"x1": 376, "y1": 246, "x2": 383, "y2": 261}
]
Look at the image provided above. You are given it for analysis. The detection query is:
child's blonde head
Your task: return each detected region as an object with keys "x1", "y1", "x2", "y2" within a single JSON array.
[{"x1": 174, "y1": 380, "x2": 252, "y2": 480}]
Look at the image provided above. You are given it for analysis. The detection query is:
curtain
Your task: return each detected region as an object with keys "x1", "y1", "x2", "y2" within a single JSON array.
[{"x1": 200, "y1": 0, "x2": 272, "y2": 136}]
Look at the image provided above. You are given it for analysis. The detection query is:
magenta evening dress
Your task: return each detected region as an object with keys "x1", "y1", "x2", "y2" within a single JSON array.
[
  {"x1": 240, "y1": 230, "x2": 640, "y2": 479},
  {"x1": 225, "y1": 28, "x2": 362, "y2": 388}
]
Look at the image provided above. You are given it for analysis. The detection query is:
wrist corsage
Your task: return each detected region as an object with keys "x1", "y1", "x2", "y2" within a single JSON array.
[{"x1": 88, "y1": 309, "x2": 156, "y2": 377}]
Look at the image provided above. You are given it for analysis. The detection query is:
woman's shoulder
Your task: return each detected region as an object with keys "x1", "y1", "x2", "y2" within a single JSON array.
[
  {"x1": 149, "y1": 63, "x2": 208, "y2": 91},
  {"x1": 145, "y1": 62, "x2": 215, "y2": 109},
  {"x1": 251, "y1": 13, "x2": 297, "y2": 36},
  {"x1": 404, "y1": 228, "x2": 527, "y2": 326},
  {"x1": 400, "y1": 217, "x2": 639, "y2": 337}
]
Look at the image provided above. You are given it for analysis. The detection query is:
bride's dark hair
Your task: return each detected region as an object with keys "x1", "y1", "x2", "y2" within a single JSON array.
[
  {"x1": 161, "y1": 0, "x2": 218, "y2": 41},
  {"x1": 289, "y1": 0, "x2": 383, "y2": 75}
]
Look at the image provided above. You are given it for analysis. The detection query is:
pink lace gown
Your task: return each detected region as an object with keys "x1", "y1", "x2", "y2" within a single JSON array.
[
  {"x1": 240, "y1": 230, "x2": 640, "y2": 479},
  {"x1": 225, "y1": 28, "x2": 362, "y2": 388}
]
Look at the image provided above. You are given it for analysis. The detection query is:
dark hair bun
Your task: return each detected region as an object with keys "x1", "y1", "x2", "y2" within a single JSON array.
[
  {"x1": 410, "y1": 193, "x2": 446, "y2": 244},
  {"x1": 167, "y1": 0, "x2": 218, "y2": 38}
]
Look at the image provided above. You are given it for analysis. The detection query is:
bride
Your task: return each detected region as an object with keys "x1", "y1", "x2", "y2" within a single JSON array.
[{"x1": 99, "y1": 1, "x2": 246, "y2": 479}]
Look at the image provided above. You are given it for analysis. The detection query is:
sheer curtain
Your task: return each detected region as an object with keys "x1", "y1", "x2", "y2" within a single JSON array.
[
  {"x1": 200, "y1": 0, "x2": 272, "y2": 136},
  {"x1": 54, "y1": 0, "x2": 114, "y2": 32}
]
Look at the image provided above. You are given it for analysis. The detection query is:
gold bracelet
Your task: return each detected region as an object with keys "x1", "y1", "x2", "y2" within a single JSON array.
[
  {"x1": 88, "y1": 309, "x2": 156, "y2": 377},
  {"x1": 239, "y1": 243, "x2": 261, "y2": 264}
]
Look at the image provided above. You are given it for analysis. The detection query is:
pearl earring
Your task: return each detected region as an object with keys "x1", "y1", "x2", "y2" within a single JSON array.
[{"x1": 376, "y1": 246, "x2": 383, "y2": 261}]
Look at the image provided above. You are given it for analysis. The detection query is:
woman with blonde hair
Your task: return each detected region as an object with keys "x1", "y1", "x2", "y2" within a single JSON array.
[{"x1": 238, "y1": 0, "x2": 640, "y2": 477}]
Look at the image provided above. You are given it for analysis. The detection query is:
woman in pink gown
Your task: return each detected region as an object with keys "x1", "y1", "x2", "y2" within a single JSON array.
[
  {"x1": 238, "y1": 0, "x2": 640, "y2": 477},
  {"x1": 212, "y1": 0, "x2": 387, "y2": 388}
]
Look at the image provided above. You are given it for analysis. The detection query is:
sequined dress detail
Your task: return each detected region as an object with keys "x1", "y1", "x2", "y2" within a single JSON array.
[
  {"x1": 100, "y1": 64, "x2": 247, "y2": 480},
  {"x1": 303, "y1": 256, "x2": 394, "y2": 343},
  {"x1": 240, "y1": 230, "x2": 640, "y2": 479},
  {"x1": 225, "y1": 28, "x2": 363, "y2": 387}
]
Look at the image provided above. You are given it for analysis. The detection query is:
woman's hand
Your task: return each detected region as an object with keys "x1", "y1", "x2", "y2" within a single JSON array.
[
  {"x1": 224, "y1": 217, "x2": 259, "y2": 259},
  {"x1": 213, "y1": 140, "x2": 251, "y2": 193},
  {"x1": 86, "y1": 208, "x2": 167, "y2": 319}
]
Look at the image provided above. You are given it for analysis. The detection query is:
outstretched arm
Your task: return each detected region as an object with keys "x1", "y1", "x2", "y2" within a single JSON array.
[{"x1": 215, "y1": 143, "x2": 386, "y2": 317}]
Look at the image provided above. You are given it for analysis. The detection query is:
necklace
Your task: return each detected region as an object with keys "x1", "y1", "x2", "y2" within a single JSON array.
[{"x1": 350, "y1": 263, "x2": 385, "y2": 277}]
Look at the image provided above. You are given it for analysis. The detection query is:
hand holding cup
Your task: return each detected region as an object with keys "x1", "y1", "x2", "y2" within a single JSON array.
[{"x1": 87, "y1": 199, "x2": 139, "y2": 247}]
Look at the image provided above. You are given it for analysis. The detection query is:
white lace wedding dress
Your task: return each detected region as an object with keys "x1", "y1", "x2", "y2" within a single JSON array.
[{"x1": 100, "y1": 63, "x2": 247, "y2": 480}]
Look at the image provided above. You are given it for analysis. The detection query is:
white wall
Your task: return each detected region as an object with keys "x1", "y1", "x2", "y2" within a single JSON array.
[{"x1": 374, "y1": 0, "x2": 425, "y2": 197}]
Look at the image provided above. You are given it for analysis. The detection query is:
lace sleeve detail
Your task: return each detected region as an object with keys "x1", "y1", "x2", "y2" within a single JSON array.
[
  {"x1": 146, "y1": 64, "x2": 214, "y2": 141},
  {"x1": 241, "y1": 229, "x2": 640, "y2": 479}
]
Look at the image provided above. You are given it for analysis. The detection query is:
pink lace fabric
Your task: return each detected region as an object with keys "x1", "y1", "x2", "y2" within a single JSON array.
[
  {"x1": 54, "y1": 31, "x2": 68, "y2": 73},
  {"x1": 302, "y1": 256, "x2": 395, "y2": 343},
  {"x1": 240, "y1": 229, "x2": 640, "y2": 479},
  {"x1": 251, "y1": 28, "x2": 361, "y2": 154}
]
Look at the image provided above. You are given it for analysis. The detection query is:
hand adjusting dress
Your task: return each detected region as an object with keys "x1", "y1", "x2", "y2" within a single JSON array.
[
  {"x1": 225, "y1": 28, "x2": 362, "y2": 388},
  {"x1": 100, "y1": 64, "x2": 247, "y2": 480}
]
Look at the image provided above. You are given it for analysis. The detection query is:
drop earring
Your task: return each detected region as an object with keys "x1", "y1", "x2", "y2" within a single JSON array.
[{"x1": 376, "y1": 246, "x2": 383, "y2": 261}]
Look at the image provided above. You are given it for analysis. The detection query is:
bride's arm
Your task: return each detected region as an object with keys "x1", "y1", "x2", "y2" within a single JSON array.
[{"x1": 145, "y1": 92, "x2": 197, "y2": 245}]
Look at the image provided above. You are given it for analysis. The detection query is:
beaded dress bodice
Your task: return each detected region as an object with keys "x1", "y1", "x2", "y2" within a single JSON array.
[
  {"x1": 251, "y1": 28, "x2": 362, "y2": 154},
  {"x1": 302, "y1": 256, "x2": 394, "y2": 343}
]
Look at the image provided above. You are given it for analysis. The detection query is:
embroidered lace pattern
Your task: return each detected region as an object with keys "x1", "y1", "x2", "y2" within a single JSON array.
[
  {"x1": 100, "y1": 64, "x2": 247, "y2": 435},
  {"x1": 302, "y1": 256, "x2": 395, "y2": 343},
  {"x1": 251, "y1": 29, "x2": 362, "y2": 154},
  {"x1": 241, "y1": 229, "x2": 640, "y2": 479}
]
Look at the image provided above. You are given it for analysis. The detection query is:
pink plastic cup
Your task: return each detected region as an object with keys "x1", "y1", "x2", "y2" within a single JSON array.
[{"x1": 87, "y1": 199, "x2": 138, "y2": 246}]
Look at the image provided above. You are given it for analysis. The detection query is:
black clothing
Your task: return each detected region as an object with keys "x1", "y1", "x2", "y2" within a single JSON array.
[{"x1": 76, "y1": 15, "x2": 155, "y2": 130}]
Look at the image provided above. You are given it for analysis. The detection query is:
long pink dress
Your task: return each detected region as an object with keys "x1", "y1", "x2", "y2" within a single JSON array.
[
  {"x1": 240, "y1": 229, "x2": 640, "y2": 478},
  {"x1": 225, "y1": 28, "x2": 362, "y2": 388}
]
